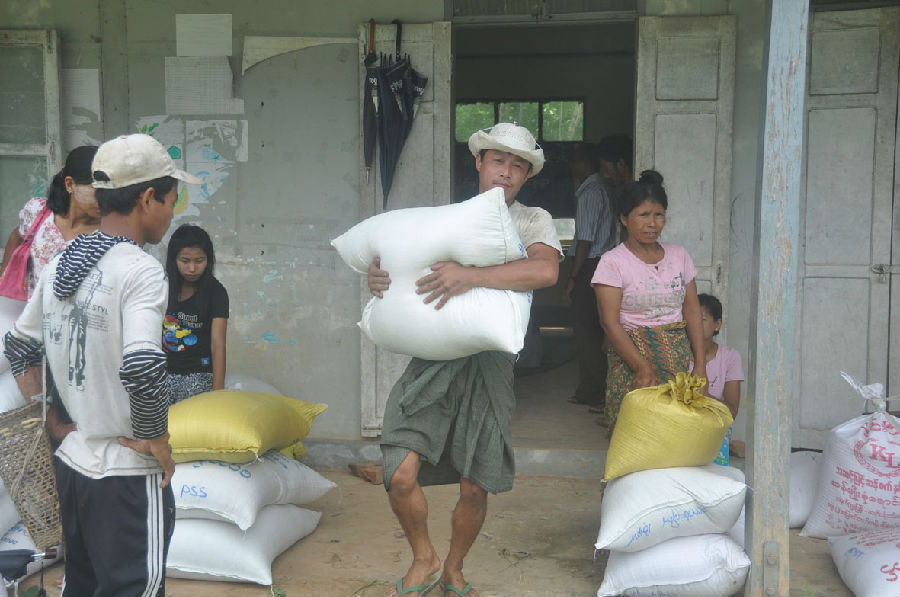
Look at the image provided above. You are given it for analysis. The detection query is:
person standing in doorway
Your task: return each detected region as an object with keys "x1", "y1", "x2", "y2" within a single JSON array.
[
  {"x1": 367, "y1": 123, "x2": 562, "y2": 597},
  {"x1": 4, "y1": 133, "x2": 200, "y2": 597},
  {"x1": 565, "y1": 143, "x2": 616, "y2": 417},
  {"x1": 592, "y1": 170, "x2": 707, "y2": 433},
  {"x1": 596, "y1": 135, "x2": 633, "y2": 242}
]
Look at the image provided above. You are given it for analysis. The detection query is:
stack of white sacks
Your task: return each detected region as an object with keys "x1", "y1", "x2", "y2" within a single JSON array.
[
  {"x1": 797, "y1": 374, "x2": 900, "y2": 597},
  {"x1": 595, "y1": 464, "x2": 749, "y2": 597},
  {"x1": 166, "y1": 374, "x2": 336, "y2": 585}
]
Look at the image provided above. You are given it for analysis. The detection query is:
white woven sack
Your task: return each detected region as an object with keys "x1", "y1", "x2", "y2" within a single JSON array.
[
  {"x1": 789, "y1": 450, "x2": 822, "y2": 528},
  {"x1": 728, "y1": 505, "x2": 745, "y2": 548},
  {"x1": 0, "y1": 521, "x2": 63, "y2": 579},
  {"x1": 595, "y1": 464, "x2": 746, "y2": 552},
  {"x1": 0, "y1": 485, "x2": 20, "y2": 541},
  {"x1": 173, "y1": 451, "x2": 335, "y2": 530},
  {"x1": 0, "y1": 371, "x2": 26, "y2": 415},
  {"x1": 167, "y1": 504, "x2": 321, "y2": 585},
  {"x1": 829, "y1": 527, "x2": 900, "y2": 597},
  {"x1": 597, "y1": 534, "x2": 750, "y2": 597},
  {"x1": 331, "y1": 187, "x2": 532, "y2": 360},
  {"x1": 224, "y1": 373, "x2": 282, "y2": 395},
  {"x1": 801, "y1": 412, "x2": 900, "y2": 539}
]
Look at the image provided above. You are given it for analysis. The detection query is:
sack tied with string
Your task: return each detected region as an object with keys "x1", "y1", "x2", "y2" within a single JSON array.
[{"x1": 604, "y1": 373, "x2": 733, "y2": 481}]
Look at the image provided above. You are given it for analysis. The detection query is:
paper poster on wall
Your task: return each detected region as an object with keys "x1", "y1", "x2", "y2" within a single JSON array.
[
  {"x1": 165, "y1": 56, "x2": 244, "y2": 115},
  {"x1": 61, "y1": 69, "x2": 102, "y2": 152},
  {"x1": 134, "y1": 115, "x2": 193, "y2": 215},
  {"x1": 134, "y1": 116, "x2": 185, "y2": 168},
  {"x1": 183, "y1": 119, "x2": 248, "y2": 214},
  {"x1": 176, "y1": 14, "x2": 232, "y2": 57}
]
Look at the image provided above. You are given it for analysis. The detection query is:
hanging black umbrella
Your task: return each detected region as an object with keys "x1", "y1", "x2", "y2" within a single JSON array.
[
  {"x1": 362, "y1": 19, "x2": 378, "y2": 183},
  {"x1": 376, "y1": 20, "x2": 428, "y2": 208}
]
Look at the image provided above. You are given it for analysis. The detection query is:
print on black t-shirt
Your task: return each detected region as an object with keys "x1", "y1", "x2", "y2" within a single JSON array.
[{"x1": 164, "y1": 277, "x2": 229, "y2": 374}]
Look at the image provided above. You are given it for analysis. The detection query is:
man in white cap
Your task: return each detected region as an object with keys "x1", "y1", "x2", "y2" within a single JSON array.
[
  {"x1": 4, "y1": 133, "x2": 200, "y2": 597},
  {"x1": 369, "y1": 123, "x2": 562, "y2": 597}
]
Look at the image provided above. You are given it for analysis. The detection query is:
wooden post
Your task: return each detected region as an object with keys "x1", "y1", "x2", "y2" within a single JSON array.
[{"x1": 745, "y1": 2, "x2": 809, "y2": 596}]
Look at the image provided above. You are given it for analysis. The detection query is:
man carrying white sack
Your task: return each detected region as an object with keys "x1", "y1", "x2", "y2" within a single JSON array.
[
  {"x1": 4, "y1": 134, "x2": 198, "y2": 597},
  {"x1": 368, "y1": 123, "x2": 562, "y2": 597}
]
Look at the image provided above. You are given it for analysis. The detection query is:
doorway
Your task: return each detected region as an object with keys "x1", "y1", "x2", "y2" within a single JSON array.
[{"x1": 453, "y1": 22, "x2": 636, "y2": 451}]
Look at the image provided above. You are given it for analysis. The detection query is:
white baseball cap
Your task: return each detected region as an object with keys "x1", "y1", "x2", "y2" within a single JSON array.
[
  {"x1": 468, "y1": 122, "x2": 544, "y2": 176},
  {"x1": 92, "y1": 134, "x2": 201, "y2": 189}
]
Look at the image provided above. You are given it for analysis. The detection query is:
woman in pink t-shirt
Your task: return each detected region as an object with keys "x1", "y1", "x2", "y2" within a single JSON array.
[{"x1": 592, "y1": 170, "x2": 706, "y2": 431}]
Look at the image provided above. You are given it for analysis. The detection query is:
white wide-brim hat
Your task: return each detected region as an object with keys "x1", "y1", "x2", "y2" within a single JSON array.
[
  {"x1": 468, "y1": 122, "x2": 544, "y2": 176},
  {"x1": 92, "y1": 134, "x2": 201, "y2": 189}
]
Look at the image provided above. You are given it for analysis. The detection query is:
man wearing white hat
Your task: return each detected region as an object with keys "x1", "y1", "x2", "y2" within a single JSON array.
[
  {"x1": 4, "y1": 134, "x2": 200, "y2": 597},
  {"x1": 369, "y1": 123, "x2": 562, "y2": 597}
]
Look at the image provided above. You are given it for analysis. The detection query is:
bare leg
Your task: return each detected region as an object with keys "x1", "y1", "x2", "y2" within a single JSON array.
[
  {"x1": 388, "y1": 451, "x2": 441, "y2": 596},
  {"x1": 440, "y1": 477, "x2": 487, "y2": 597}
]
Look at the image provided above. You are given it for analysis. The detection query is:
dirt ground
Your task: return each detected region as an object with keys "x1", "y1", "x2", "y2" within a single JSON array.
[{"x1": 20, "y1": 471, "x2": 851, "y2": 597}]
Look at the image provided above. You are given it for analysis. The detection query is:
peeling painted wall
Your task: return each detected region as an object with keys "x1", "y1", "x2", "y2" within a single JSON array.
[{"x1": 1, "y1": 0, "x2": 444, "y2": 441}]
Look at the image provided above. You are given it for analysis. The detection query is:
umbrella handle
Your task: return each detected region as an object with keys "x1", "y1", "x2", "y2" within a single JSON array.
[
  {"x1": 392, "y1": 19, "x2": 402, "y2": 61},
  {"x1": 368, "y1": 19, "x2": 375, "y2": 54}
]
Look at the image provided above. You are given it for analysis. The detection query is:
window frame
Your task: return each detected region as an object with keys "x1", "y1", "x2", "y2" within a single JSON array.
[
  {"x1": 0, "y1": 30, "x2": 63, "y2": 176},
  {"x1": 455, "y1": 97, "x2": 586, "y2": 142}
]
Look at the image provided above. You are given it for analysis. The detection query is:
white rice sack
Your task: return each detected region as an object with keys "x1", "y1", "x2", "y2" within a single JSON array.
[
  {"x1": 828, "y1": 527, "x2": 900, "y2": 597},
  {"x1": 166, "y1": 504, "x2": 321, "y2": 585},
  {"x1": 598, "y1": 534, "x2": 750, "y2": 597},
  {"x1": 0, "y1": 297, "x2": 24, "y2": 376},
  {"x1": 0, "y1": 370, "x2": 26, "y2": 415},
  {"x1": 173, "y1": 451, "x2": 335, "y2": 530},
  {"x1": 331, "y1": 187, "x2": 532, "y2": 360},
  {"x1": 595, "y1": 465, "x2": 746, "y2": 552},
  {"x1": 728, "y1": 505, "x2": 745, "y2": 548},
  {"x1": 801, "y1": 412, "x2": 900, "y2": 539},
  {"x1": 224, "y1": 373, "x2": 282, "y2": 395},
  {"x1": 0, "y1": 485, "x2": 20, "y2": 540},
  {"x1": 789, "y1": 450, "x2": 823, "y2": 528},
  {"x1": 0, "y1": 521, "x2": 63, "y2": 579}
]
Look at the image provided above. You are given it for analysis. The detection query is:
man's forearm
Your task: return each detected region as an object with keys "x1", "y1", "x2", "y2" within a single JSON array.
[{"x1": 570, "y1": 240, "x2": 592, "y2": 279}]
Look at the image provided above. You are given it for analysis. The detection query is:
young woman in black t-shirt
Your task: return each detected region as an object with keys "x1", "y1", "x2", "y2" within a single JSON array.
[{"x1": 164, "y1": 224, "x2": 229, "y2": 403}]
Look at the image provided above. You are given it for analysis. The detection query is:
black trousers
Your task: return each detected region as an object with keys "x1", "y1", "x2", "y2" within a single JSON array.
[
  {"x1": 56, "y1": 461, "x2": 175, "y2": 597},
  {"x1": 571, "y1": 257, "x2": 608, "y2": 406}
]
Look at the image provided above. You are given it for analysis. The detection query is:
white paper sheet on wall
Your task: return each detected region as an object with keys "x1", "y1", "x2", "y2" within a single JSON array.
[
  {"x1": 165, "y1": 56, "x2": 244, "y2": 115},
  {"x1": 61, "y1": 68, "x2": 102, "y2": 151},
  {"x1": 176, "y1": 13, "x2": 233, "y2": 57}
]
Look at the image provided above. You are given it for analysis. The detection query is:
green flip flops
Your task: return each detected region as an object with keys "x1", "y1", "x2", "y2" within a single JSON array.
[
  {"x1": 395, "y1": 576, "x2": 441, "y2": 596},
  {"x1": 442, "y1": 582, "x2": 474, "y2": 597}
]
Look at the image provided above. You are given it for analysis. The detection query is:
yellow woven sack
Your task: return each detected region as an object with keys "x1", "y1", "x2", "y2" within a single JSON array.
[
  {"x1": 604, "y1": 373, "x2": 733, "y2": 481},
  {"x1": 279, "y1": 440, "x2": 308, "y2": 460},
  {"x1": 169, "y1": 390, "x2": 326, "y2": 463}
]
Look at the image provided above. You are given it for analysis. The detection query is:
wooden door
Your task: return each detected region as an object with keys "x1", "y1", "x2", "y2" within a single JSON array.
[
  {"x1": 794, "y1": 7, "x2": 899, "y2": 449},
  {"x1": 357, "y1": 22, "x2": 452, "y2": 436},
  {"x1": 634, "y1": 16, "x2": 736, "y2": 301}
]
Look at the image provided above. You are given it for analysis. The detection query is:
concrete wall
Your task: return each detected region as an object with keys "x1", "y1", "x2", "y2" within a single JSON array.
[{"x1": 0, "y1": 0, "x2": 444, "y2": 440}]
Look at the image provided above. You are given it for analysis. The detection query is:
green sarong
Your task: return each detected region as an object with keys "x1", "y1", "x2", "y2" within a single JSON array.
[
  {"x1": 606, "y1": 321, "x2": 691, "y2": 434},
  {"x1": 381, "y1": 351, "x2": 516, "y2": 494}
]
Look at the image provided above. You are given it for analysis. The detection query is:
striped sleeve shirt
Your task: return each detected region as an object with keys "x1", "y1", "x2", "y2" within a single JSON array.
[{"x1": 572, "y1": 172, "x2": 616, "y2": 259}]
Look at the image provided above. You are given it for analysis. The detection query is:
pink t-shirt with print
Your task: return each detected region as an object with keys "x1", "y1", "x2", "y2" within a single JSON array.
[
  {"x1": 591, "y1": 242, "x2": 696, "y2": 331},
  {"x1": 690, "y1": 343, "x2": 744, "y2": 402}
]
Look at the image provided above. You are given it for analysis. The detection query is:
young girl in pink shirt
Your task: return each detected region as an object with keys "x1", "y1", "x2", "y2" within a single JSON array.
[
  {"x1": 691, "y1": 293, "x2": 743, "y2": 465},
  {"x1": 592, "y1": 170, "x2": 706, "y2": 432}
]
